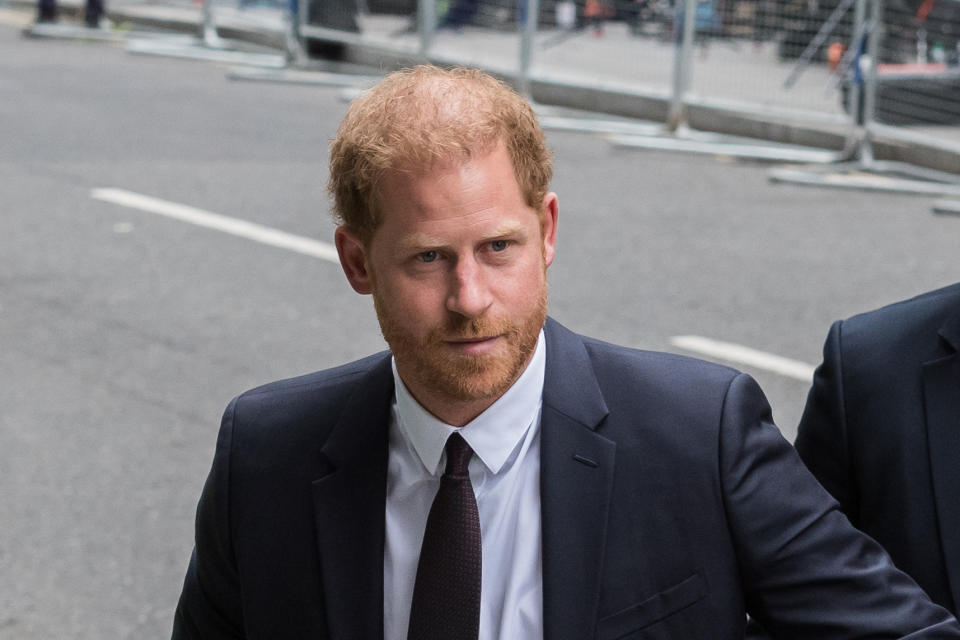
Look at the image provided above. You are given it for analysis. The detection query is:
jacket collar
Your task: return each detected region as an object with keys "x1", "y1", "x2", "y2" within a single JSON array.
[{"x1": 542, "y1": 318, "x2": 610, "y2": 429}]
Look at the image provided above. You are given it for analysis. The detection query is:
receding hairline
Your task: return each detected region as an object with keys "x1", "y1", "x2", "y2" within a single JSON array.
[{"x1": 367, "y1": 140, "x2": 545, "y2": 238}]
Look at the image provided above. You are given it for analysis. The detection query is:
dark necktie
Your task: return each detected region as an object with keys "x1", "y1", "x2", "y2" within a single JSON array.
[{"x1": 407, "y1": 432, "x2": 482, "y2": 640}]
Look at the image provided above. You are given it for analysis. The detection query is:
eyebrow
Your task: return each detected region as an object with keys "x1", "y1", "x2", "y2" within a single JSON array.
[{"x1": 398, "y1": 223, "x2": 526, "y2": 252}]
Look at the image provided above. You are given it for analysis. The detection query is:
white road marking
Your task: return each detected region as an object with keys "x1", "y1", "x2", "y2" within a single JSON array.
[
  {"x1": 670, "y1": 335, "x2": 816, "y2": 382},
  {"x1": 91, "y1": 188, "x2": 340, "y2": 264}
]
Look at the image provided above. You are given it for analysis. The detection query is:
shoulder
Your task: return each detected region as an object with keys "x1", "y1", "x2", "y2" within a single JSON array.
[
  {"x1": 562, "y1": 326, "x2": 755, "y2": 441},
  {"x1": 842, "y1": 282, "x2": 960, "y2": 337},
  {"x1": 235, "y1": 351, "x2": 390, "y2": 409},
  {"x1": 579, "y1": 332, "x2": 742, "y2": 395},
  {"x1": 834, "y1": 282, "x2": 960, "y2": 365},
  {"x1": 223, "y1": 351, "x2": 391, "y2": 452},
  {"x1": 555, "y1": 326, "x2": 774, "y2": 476}
]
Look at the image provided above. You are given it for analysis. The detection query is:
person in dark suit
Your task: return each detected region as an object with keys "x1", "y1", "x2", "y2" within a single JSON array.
[
  {"x1": 35, "y1": 0, "x2": 103, "y2": 27},
  {"x1": 172, "y1": 66, "x2": 960, "y2": 639},
  {"x1": 795, "y1": 282, "x2": 960, "y2": 616}
]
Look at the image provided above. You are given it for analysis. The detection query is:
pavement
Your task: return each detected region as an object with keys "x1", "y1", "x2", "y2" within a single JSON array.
[{"x1": 6, "y1": 0, "x2": 960, "y2": 174}]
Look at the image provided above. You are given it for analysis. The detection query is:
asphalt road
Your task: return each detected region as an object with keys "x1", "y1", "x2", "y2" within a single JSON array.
[{"x1": 2, "y1": 14, "x2": 959, "y2": 639}]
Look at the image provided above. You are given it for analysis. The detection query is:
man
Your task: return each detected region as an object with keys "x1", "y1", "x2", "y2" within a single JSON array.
[
  {"x1": 795, "y1": 282, "x2": 960, "y2": 616},
  {"x1": 173, "y1": 66, "x2": 960, "y2": 639}
]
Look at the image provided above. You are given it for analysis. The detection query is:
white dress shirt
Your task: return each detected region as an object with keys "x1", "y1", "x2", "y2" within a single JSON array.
[{"x1": 384, "y1": 330, "x2": 546, "y2": 640}]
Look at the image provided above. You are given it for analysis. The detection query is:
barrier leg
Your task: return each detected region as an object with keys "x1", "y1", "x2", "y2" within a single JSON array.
[
  {"x1": 666, "y1": 0, "x2": 696, "y2": 131},
  {"x1": 518, "y1": 0, "x2": 539, "y2": 96},
  {"x1": 418, "y1": 0, "x2": 435, "y2": 57},
  {"x1": 202, "y1": 0, "x2": 223, "y2": 48}
]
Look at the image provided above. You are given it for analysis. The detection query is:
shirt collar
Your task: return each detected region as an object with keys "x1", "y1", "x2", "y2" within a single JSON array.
[{"x1": 392, "y1": 329, "x2": 546, "y2": 476}]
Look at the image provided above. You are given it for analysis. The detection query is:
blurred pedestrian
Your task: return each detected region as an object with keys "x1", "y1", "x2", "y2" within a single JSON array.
[
  {"x1": 36, "y1": 0, "x2": 104, "y2": 27},
  {"x1": 584, "y1": 0, "x2": 612, "y2": 36},
  {"x1": 438, "y1": 0, "x2": 479, "y2": 30},
  {"x1": 555, "y1": 0, "x2": 576, "y2": 29},
  {"x1": 751, "y1": 0, "x2": 773, "y2": 49},
  {"x1": 36, "y1": 0, "x2": 56, "y2": 22}
]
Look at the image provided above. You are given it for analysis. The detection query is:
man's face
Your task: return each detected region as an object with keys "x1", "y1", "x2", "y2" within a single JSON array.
[{"x1": 337, "y1": 143, "x2": 558, "y2": 421}]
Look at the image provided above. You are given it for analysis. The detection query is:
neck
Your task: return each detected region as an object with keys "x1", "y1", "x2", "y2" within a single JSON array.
[
  {"x1": 416, "y1": 394, "x2": 498, "y2": 428},
  {"x1": 397, "y1": 376, "x2": 505, "y2": 427},
  {"x1": 396, "y1": 354, "x2": 535, "y2": 427}
]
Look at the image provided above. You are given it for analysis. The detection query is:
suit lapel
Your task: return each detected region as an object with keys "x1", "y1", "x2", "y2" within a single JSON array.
[
  {"x1": 541, "y1": 319, "x2": 615, "y2": 640},
  {"x1": 308, "y1": 322, "x2": 617, "y2": 639},
  {"x1": 924, "y1": 311, "x2": 960, "y2": 612},
  {"x1": 312, "y1": 355, "x2": 394, "y2": 640}
]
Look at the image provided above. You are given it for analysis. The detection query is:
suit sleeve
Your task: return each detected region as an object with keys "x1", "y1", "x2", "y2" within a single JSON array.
[
  {"x1": 172, "y1": 397, "x2": 246, "y2": 639},
  {"x1": 793, "y1": 320, "x2": 860, "y2": 522},
  {"x1": 718, "y1": 373, "x2": 959, "y2": 638}
]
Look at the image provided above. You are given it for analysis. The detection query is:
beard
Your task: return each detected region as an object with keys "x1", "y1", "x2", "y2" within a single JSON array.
[{"x1": 373, "y1": 286, "x2": 547, "y2": 404}]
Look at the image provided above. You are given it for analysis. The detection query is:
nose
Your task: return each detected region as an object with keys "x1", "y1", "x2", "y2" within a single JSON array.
[{"x1": 446, "y1": 256, "x2": 492, "y2": 319}]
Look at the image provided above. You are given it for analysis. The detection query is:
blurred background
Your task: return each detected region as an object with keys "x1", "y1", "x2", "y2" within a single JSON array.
[{"x1": 1, "y1": 0, "x2": 959, "y2": 636}]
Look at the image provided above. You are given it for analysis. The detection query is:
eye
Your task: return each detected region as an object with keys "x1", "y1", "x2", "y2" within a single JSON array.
[
  {"x1": 418, "y1": 250, "x2": 438, "y2": 263},
  {"x1": 490, "y1": 240, "x2": 508, "y2": 252}
]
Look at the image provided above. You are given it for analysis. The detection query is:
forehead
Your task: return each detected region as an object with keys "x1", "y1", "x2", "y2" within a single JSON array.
[{"x1": 373, "y1": 145, "x2": 532, "y2": 233}]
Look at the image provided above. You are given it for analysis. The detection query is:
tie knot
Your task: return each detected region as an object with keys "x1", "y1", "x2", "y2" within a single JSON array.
[{"x1": 444, "y1": 432, "x2": 473, "y2": 477}]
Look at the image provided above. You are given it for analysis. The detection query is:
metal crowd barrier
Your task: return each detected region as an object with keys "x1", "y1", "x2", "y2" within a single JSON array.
[
  {"x1": 294, "y1": 0, "x2": 873, "y2": 162},
  {"x1": 291, "y1": 0, "x2": 960, "y2": 178},
  {"x1": 863, "y1": 0, "x2": 960, "y2": 175},
  {"x1": 30, "y1": 0, "x2": 954, "y2": 178},
  {"x1": 769, "y1": 0, "x2": 960, "y2": 193}
]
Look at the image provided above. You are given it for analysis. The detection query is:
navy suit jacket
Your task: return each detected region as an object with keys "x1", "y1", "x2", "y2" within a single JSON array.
[
  {"x1": 796, "y1": 282, "x2": 960, "y2": 617},
  {"x1": 174, "y1": 318, "x2": 959, "y2": 639}
]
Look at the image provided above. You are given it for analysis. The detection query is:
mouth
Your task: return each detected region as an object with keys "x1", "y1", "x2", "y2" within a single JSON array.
[{"x1": 444, "y1": 335, "x2": 501, "y2": 354}]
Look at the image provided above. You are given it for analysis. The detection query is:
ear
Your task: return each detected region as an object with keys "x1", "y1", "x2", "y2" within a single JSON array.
[
  {"x1": 540, "y1": 192, "x2": 559, "y2": 268},
  {"x1": 335, "y1": 226, "x2": 373, "y2": 294}
]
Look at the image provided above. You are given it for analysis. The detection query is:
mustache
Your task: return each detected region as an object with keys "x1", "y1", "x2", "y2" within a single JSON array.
[{"x1": 430, "y1": 315, "x2": 520, "y2": 341}]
